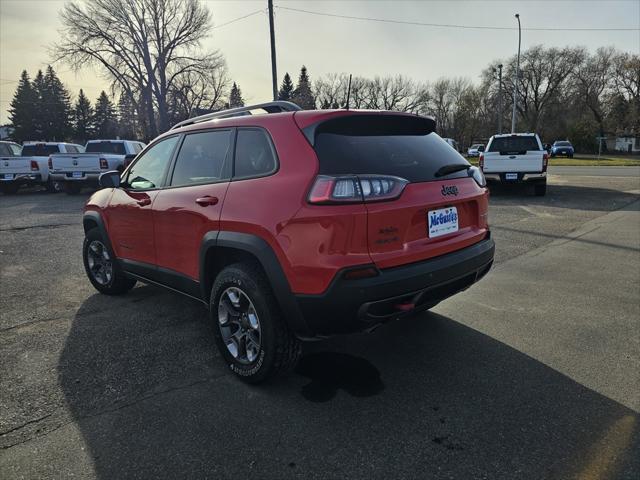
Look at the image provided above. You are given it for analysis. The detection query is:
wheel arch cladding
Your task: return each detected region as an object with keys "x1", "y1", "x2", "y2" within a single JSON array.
[
  {"x1": 199, "y1": 231, "x2": 310, "y2": 336},
  {"x1": 83, "y1": 211, "x2": 116, "y2": 256}
]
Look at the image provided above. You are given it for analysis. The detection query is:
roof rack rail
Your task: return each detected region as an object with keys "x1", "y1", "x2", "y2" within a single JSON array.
[{"x1": 171, "y1": 101, "x2": 302, "y2": 130}]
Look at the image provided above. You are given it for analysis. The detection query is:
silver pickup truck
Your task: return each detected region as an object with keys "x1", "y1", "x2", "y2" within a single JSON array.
[
  {"x1": 50, "y1": 139, "x2": 145, "y2": 194},
  {"x1": 0, "y1": 141, "x2": 84, "y2": 194},
  {"x1": 480, "y1": 133, "x2": 548, "y2": 196}
]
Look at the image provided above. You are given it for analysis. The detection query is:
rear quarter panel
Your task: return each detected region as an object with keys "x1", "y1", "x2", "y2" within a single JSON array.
[{"x1": 219, "y1": 115, "x2": 372, "y2": 295}]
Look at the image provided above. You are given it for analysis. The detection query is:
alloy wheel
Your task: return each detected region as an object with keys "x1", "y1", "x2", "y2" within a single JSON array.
[{"x1": 217, "y1": 287, "x2": 262, "y2": 364}]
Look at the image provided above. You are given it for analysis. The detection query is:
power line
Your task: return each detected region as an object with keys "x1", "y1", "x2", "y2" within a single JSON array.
[
  {"x1": 212, "y1": 9, "x2": 264, "y2": 30},
  {"x1": 276, "y1": 5, "x2": 640, "y2": 32}
]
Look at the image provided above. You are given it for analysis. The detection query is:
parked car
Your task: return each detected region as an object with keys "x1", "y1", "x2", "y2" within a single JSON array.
[
  {"x1": 480, "y1": 133, "x2": 548, "y2": 196},
  {"x1": 82, "y1": 101, "x2": 495, "y2": 383},
  {"x1": 467, "y1": 144, "x2": 485, "y2": 157},
  {"x1": 443, "y1": 137, "x2": 460, "y2": 152},
  {"x1": 551, "y1": 140, "x2": 574, "y2": 158},
  {"x1": 50, "y1": 139, "x2": 145, "y2": 194},
  {"x1": 0, "y1": 141, "x2": 84, "y2": 194}
]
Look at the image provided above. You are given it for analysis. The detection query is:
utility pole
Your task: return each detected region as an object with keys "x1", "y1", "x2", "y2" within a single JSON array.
[
  {"x1": 496, "y1": 64, "x2": 503, "y2": 133},
  {"x1": 268, "y1": 0, "x2": 278, "y2": 101},
  {"x1": 511, "y1": 13, "x2": 521, "y2": 133}
]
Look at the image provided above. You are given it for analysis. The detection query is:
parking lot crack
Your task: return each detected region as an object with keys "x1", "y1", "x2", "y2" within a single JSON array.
[
  {"x1": 0, "y1": 413, "x2": 53, "y2": 437},
  {"x1": 0, "y1": 222, "x2": 77, "y2": 232}
]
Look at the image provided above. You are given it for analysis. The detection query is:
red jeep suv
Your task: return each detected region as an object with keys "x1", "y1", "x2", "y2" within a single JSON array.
[{"x1": 82, "y1": 101, "x2": 494, "y2": 382}]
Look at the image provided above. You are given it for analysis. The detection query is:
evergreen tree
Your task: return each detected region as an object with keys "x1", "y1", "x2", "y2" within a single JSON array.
[
  {"x1": 229, "y1": 82, "x2": 244, "y2": 108},
  {"x1": 93, "y1": 91, "x2": 117, "y2": 138},
  {"x1": 73, "y1": 89, "x2": 94, "y2": 143},
  {"x1": 41, "y1": 65, "x2": 73, "y2": 141},
  {"x1": 32, "y1": 70, "x2": 46, "y2": 139},
  {"x1": 292, "y1": 66, "x2": 315, "y2": 110},
  {"x1": 8, "y1": 71, "x2": 38, "y2": 143},
  {"x1": 278, "y1": 73, "x2": 294, "y2": 101},
  {"x1": 117, "y1": 94, "x2": 138, "y2": 139}
]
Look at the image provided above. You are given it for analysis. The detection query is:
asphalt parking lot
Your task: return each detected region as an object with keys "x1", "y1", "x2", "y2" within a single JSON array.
[{"x1": 1, "y1": 167, "x2": 639, "y2": 479}]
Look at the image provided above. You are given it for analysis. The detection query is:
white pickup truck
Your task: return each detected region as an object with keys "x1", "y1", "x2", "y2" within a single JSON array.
[
  {"x1": 50, "y1": 139, "x2": 145, "y2": 194},
  {"x1": 480, "y1": 133, "x2": 548, "y2": 196},
  {"x1": 0, "y1": 141, "x2": 84, "y2": 194}
]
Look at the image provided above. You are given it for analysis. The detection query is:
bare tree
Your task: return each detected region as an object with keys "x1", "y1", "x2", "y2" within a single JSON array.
[
  {"x1": 502, "y1": 45, "x2": 585, "y2": 135},
  {"x1": 54, "y1": 0, "x2": 228, "y2": 139},
  {"x1": 570, "y1": 47, "x2": 616, "y2": 138},
  {"x1": 612, "y1": 52, "x2": 640, "y2": 133}
]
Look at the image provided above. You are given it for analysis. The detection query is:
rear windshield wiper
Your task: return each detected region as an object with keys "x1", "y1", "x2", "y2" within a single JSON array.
[{"x1": 434, "y1": 163, "x2": 471, "y2": 178}]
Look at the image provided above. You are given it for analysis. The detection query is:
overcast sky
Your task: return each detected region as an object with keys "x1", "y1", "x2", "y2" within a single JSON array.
[{"x1": 0, "y1": 0, "x2": 638, "y2": 124}]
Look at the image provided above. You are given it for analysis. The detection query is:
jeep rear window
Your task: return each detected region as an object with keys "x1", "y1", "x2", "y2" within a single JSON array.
[
  {"x1": 86, "y1": 142, "x2": 126, "y2": 154},
  {"x1": 21, "y1": 144, "x2": 60, "y2": 156},
  {"x1": 313, "y1": 115, "x2": 469, "y2": 183},
  {"x1": 488, "y1": 136, "x2": 540, "y2": 153}
]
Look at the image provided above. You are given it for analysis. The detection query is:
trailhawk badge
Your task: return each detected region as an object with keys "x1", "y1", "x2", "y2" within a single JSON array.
[{"x1": 441, "y1": 185, "x2": 458, "y2": 196}]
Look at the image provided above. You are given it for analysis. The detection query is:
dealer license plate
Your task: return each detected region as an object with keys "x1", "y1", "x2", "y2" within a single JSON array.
[
  {"x1": 428, "y1": 206, "x2": 459, "y2": 238},
  {"x1": 3, "y1": 173, "x2": 14, "y2": 180},
  {"x1": 72, "y1": 171, "x2": 83, "y2": 178},
  {"x1": 505, "y1": 173, "x2": 518, "y2": 181}
]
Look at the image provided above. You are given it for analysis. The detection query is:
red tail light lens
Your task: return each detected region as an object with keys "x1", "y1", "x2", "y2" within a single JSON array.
[
  {"x1": 47, "y1": 157, "x2": 53, "y2": 169},
  {"x1": 30, "y1": 160, "x2": 39, "y2": 171},
  {"x1": 479, "y1": 153, "x2": 484, "y2": 171},
  {"x1": 542, "y1": 153, "x2": 548, "y2": 172},
  {"x1": 308, "y1": 175, "x2": 408, "y2": 204},
  {"x1": 99, "y1": 158, "x2": 108, "y2": 169}
]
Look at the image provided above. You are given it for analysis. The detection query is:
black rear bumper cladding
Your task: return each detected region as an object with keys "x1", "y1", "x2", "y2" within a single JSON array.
[{"x1": 295, "y1": 237, "x2": 495, "y2": 336}]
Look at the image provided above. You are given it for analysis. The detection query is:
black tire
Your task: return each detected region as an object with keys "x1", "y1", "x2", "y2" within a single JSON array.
[
  {"x1": 210, "y1": 262, "x2": 301, "y2": 383},
  {"x1": 534, "y1": 182, "x2": 547, "y2": 196},
  {"x1": 83, "y1": 228, "x2": 136, "y2": 295},
  {"x1": 46, "y1": 179, "x2": 61, "y2": 193},
  {"x1": 0, "y1": 183, "x2": 19, "y2": 195},
  {"x1": 65, "y1": 182, "x2": 82, "y2": 195}
]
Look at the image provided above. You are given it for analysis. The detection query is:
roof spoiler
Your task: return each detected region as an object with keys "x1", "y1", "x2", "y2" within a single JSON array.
[
  {"x1": 301, "y1": 113, "x2": 436, "y2": 146},
  {"x1": 171, "y1": 101, "x2": 302, "y2": 130}
]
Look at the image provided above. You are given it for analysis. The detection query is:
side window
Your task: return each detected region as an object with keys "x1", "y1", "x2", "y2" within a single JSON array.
[
  {"x1": 0, "y1": 144, "x2": 10, "y2": 156},
  {"x1": 170, "y1": 130, "x2": 232, "y2": 186},
  {"x1": 126, "y1": 136, "x2": 180, "y2": 190},
  {"x1": 133, "y1": 143, "x2": 143, "y2": 154},
  {"x1": 234, "y1": 129, "x2": 277, "y2": 179},
  {"x1": 10, "y1": 144, "x2": 21, "y2": 155},
  {"x1": 66, "y1": 145, "x2": 77, "y2": 153}
]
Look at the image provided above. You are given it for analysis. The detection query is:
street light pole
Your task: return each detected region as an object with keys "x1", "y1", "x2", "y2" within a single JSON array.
[
  {"x1": 511, "y1": 13, "x2": 521, "y2": 133},
  {"x1": 497, "y1": 64, "x2": 503, "y2": 134},
  {"x1": 268, "y1": 0, "x2": 278, "y2": 101}
]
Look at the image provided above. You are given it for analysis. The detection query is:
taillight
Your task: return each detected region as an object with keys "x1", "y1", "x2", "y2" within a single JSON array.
[
  {"x1": 47, "y1": 157, "x2": 53, "y2": 169},
  {"x1": 30, "y1": 160, "x2": 39, "y2": 171},
  {"x1": 308, "y1": 175, "x2": 408, "y2": 204},
  {"x1": 478, "y1": 153, "x2": 484, "y2": 171},
  {"x1": 99, "y1": 158, "x2": 108, "y2": 169},
  {"x1": 542, "y1": 153, "x2": 548, "y2": 172}
]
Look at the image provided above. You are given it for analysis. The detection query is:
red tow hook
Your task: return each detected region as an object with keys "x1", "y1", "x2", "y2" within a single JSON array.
[{"x1": 395, "y1": 302, "x2": 415, "y2": 312}]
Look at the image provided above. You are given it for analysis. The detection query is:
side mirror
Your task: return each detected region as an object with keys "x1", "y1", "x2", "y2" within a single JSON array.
[
  {"x1": 99, "y1": 170, "x2": 121, "y2": 189},
  {"x1": 478, "y1": 146, "x2": 485, "y2": 152}
]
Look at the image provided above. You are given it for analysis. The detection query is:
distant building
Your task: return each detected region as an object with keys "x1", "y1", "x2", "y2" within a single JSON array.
[
  {"x1": 0, "y1": 125, "x2": 14, "y2": 140},
  {"x1": 614, "y1": 134, "x2": 640, "y2": 154}
]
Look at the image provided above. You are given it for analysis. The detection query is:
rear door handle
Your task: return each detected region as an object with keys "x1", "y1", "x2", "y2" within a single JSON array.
[
  {"x1": 137, "y1": 198, "x2": 151, "y2": 206},
  {"x1": 196, "y1": 196, "x2": 219, "y2": 206}
]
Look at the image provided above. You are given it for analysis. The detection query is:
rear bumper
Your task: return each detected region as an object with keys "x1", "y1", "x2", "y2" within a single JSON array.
[
  {"x1": 51, "y1": 172, "x2": 101, "y2": 182},
  {"x1": 551, "y1": 150, "x2": 573, "y2": 156},
  {"x1": 0, "y1": 173, "x2": 43, "y2": 184},
  {"x1": 295, "y1": 237, "x2": 495, "y2": 336},
  {"x1": 484, "y1": 172, "x2": 546, "y2": 183}
]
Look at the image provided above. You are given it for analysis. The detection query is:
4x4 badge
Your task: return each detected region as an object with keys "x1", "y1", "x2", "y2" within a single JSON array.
[{"x1": 441, "y1": 185, "x2": 458, "y2": 196}]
